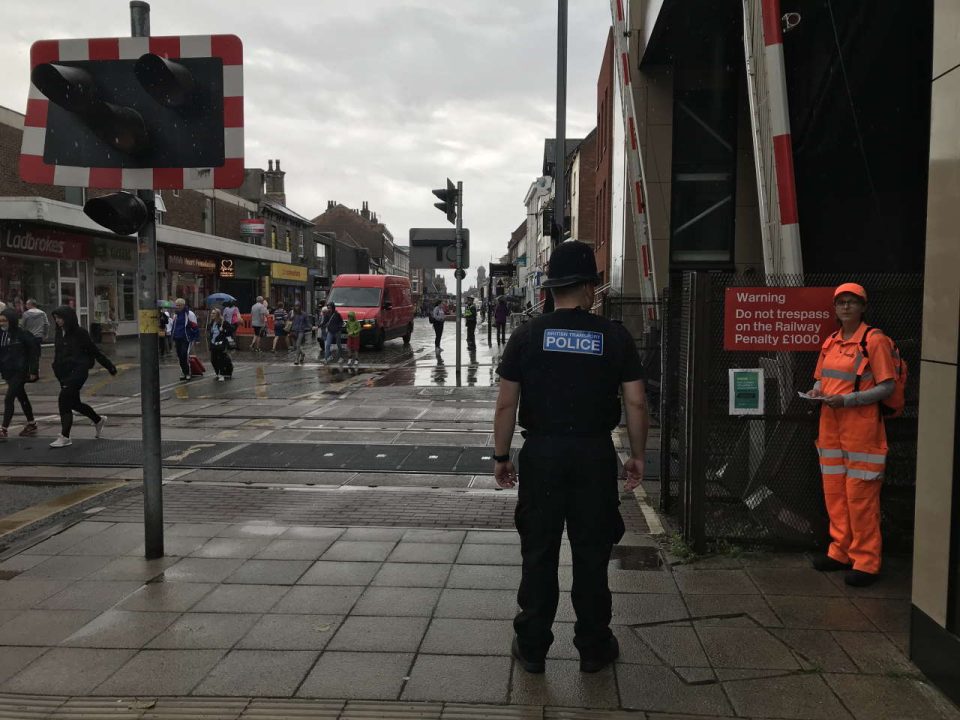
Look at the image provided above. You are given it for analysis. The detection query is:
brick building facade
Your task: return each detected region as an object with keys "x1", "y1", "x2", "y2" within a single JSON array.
[{"x1": 594, "y1": 29, "x2": 614, "y2": 288}]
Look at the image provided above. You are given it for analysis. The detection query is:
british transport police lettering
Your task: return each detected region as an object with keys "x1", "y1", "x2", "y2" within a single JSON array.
[{"x1": 543, "y1": 329, "x2": 604, "y2": 356}]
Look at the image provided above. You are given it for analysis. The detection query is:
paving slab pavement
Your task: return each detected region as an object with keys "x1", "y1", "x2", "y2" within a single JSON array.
[{"x1": 0, "y1": 511, "x2": 957, "y2": 719}]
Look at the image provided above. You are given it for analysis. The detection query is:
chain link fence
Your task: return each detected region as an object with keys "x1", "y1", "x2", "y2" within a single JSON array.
[{"x1": 661, "y1": 272, "x2": 922, "y2": 551}]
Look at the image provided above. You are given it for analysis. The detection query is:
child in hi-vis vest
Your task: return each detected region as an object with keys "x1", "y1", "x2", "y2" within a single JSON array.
[{"x1": 345, "y1": 312, "x2": 361, "y2": 367}]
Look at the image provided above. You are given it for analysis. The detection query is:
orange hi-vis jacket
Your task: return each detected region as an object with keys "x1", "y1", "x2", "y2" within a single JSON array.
[{"x1": 814, "y1": 322, "x2": 897, "y2": 574}]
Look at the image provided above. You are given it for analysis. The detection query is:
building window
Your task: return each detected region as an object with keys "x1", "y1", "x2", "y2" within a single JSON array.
[
  {"x1": 270, "y1": 226, "x2": 278, "y2": 250},
  {"x1": 203, "y1": 197, "x2": 215, "y2": 235},
  {"x1": 285, "y1": 230, "x2": 291, "y2": 253}
]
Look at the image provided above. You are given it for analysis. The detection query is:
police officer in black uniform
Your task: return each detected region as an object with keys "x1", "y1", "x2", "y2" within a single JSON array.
[
  {"x1": 493, "y1": 240, "x2": 649, "y2": 674},
  {"x1": 464, "y1": 296, "x2": 478, "y2": 351}
]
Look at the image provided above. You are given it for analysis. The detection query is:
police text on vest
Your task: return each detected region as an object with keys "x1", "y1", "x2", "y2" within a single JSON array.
[{"x1": 543, "y1": 329, "x2": 604, "y2": 356}]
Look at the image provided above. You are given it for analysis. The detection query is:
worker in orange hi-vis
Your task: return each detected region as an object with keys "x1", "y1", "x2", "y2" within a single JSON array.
[{"x1": 806, "y1": 283, "x2": 897, "y2": 587}]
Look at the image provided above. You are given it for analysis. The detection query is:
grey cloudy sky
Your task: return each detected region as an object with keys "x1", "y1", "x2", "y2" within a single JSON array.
[{"x1": 0, "y1": 0, "x2": 612, "y2": 283}]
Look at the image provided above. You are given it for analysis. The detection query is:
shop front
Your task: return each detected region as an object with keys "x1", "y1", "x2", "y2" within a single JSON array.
[
  {"x1": 166, "y1": 252, "x2": 217, "y2": 316},
  {"x1": 269, "y1": 262, "x2": 308, "y2": 310},
  {"x1": 217, "y1": 257, "x2": 262, "y2": 313},
  {"x1": 0, "y1": 221, "x2": 92, "y2": 328},
  {"x1": 91, "y1": 237, "x2": 140, "y2": 339}
]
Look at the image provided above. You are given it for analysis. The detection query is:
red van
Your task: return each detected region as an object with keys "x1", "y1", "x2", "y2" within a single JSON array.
[{"x1": 327, "y1": 275, "x2": 415, "y2": 350}]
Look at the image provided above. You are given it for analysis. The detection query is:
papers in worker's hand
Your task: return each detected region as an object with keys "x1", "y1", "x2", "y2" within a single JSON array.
[{"x1": 797, "y1": 391, "x2": 824, "y2": 401}]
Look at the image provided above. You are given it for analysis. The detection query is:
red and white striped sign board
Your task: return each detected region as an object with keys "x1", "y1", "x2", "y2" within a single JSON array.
[{"x1": 19, "y1": 34, "x2": 244, "y2": 189}]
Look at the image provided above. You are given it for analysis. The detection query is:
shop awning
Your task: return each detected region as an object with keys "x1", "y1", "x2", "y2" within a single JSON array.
[{"x1": 0, "y1": 197, "x2": 292, "y2": 264}]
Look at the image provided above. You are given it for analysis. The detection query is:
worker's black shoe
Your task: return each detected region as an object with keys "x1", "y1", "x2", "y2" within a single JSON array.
[
  {"x1": 580, "y1": 636, "x2": 620, "y2": 673},
  {"x1": 812, "y1": 555, "x2": 852, "y2": 572},
  {"x1": 511, "y1": 637, "x2": 545, "y2": 674},
  {"x1": 844, "y1": 569, "x2": 879, "y2": 587}
]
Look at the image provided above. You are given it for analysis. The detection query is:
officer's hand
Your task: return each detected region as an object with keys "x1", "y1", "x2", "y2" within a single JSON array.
[
  {"x1": 807, "y1": 387, "x2": 822, "y2": 398},
  {"x1": 623, "y1": 456, "x2": 645, "y2": 491},
  {"x1": 823, "y1": 394, "x2": 844, "y2": 409},
  {"x1": 494, "y1": 460, "x2": 517, "y2": 489}
]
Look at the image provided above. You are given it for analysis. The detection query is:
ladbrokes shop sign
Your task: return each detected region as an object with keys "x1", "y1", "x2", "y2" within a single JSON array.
[{"x1": 1, "y1": 222, "x2": 89, "y2": 260}]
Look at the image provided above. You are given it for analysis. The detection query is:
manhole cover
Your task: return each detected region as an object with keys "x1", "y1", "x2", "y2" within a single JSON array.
[{"x1": 610, "y1": 545, "x2": 662, "y2": 570}]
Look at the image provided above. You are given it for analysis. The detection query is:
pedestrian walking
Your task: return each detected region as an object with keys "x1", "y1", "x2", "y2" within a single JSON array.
[
  {"x1": 0, "y1": 308, "x2": 40, "y2": 438},
  {"x1": 222, "y1": 300, "x2": 241, "y2": 341},
  {"x1": 272, "y1": 302, "x2": 289, "y2": 352},
  {"x1": 431, "y1": 300, "x2": 445, "y2": 352},
  {"x1": 324, "y1": 302, "x2": 345, "y2": 364},
  {"x1": 250, "y1": 296, "x2": 268, "y2": 352},
  {"x1": 494, "y1": 296, "x2": 509, "y2": 345},
  {"x1": 345, "y1": 311, "x2": 361, "y2": 366},
  {"x1": 208, "y1": 308, "x2": 234, "y2": 381},
  {"x1": 464, "y1": 296, "x2": 478, "y2": 351},
  {"x1": 493, "y1": 240, "x2": 649, "y2": 675},
  {"x1": 291, "y1": 303, "x2": 311, "y2": 365},
  {"x1": 21, "y1": 299, "x2": 49, "y2": 349},
  {"x1": 157, "y1": 308, "x2": 171, "y2": 357},
  {"x1": 806, "y1": 283, "x2": 898, "y2": 587},
  {"x1": 50, "y1": 306, "x2": 117, "y2": 448},
  {"x1": 171, "y1": 298, "x2": 199, "y2": 381}
]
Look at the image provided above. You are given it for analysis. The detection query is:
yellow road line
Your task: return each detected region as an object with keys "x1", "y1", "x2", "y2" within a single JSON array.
[{"x1": 0, "y1": 481, "x2": 125, "y2": 538}]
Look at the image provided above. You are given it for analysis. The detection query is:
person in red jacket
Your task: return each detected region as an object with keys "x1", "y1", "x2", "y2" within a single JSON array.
[{"x1": 806, "y1": 283, "x2": 896, "y2": 587}]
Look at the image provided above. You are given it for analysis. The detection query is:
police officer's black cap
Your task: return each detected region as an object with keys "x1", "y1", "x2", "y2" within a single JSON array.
[{"x1": 541, "y1": 240, "x2": 601, "y2": 289}]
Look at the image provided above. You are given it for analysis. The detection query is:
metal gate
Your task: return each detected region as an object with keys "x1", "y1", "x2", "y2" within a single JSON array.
[{"x1": 661, "y1": 272, "x2": 922, "y2": 552}]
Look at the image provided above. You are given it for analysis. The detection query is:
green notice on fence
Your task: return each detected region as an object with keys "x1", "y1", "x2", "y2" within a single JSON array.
[{"x1": 729, "y1": 368, "x2": 764, "y2": 415}]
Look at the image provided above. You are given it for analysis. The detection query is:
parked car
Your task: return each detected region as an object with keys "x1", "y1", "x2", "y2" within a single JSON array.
[{"x1": 327, "y1": 275, "x2": 415, "y2": 350}]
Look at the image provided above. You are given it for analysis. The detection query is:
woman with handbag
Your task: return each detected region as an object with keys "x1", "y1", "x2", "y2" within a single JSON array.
[
  {"x1": 272, "y1": 302, "x2": 289, "y2": 353},
  {"x1": 208, "y1": 308, "x2": 234, "y2": 381},
  {"x1": 0, "y1": 308, "x2": 40, "y2": 438}
]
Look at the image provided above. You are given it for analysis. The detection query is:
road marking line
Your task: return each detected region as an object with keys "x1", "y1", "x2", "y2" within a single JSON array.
[
  {"x1": 204, "y1": 444, "x2": 246, "y2": 465},
  {"x1": 163, "y1": 443, "x2": 216, "y2": 462}
]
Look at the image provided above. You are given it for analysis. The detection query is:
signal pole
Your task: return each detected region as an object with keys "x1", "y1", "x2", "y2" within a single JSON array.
[
  {"x1": 455, "y1": 181, "x2": 463, "y2": 386},
  {"x1": 130, "y1": 0, "x2": 164, "y2": 559}
]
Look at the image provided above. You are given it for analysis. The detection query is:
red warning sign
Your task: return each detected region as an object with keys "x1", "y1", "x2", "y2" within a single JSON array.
[{"x1": 723, "y1": 287, "x2": 835, "y2": 351}]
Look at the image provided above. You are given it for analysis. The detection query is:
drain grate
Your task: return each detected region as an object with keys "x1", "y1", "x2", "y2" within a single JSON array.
[{"x1": 609, "y1": 545, "x2": 662, "y2": 570}]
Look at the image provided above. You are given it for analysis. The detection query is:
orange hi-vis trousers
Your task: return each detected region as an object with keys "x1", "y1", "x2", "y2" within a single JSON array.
[{"x1": 816, "y1": 404, "x2": 886, "y2": 574}]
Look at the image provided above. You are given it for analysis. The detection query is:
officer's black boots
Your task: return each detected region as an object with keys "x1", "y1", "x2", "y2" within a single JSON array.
[
  {"x1": 580, "y1": 635, "x2": 620, "y2": 673},
  {"x1": 511, "y1": 637, "x2": 546, "y2": 674}
]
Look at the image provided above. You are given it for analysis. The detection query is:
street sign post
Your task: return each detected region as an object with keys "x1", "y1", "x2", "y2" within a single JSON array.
[
  {"x1": 409, "y1": 228, "x2": 470, "y2": 270},
  {"x1": 429, "y1": 179, "x2": 465, "y2": 384}
]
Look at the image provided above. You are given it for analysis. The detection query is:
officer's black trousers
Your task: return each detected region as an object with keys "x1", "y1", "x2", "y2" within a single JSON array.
[{"x1": 513, "y1": 435, "x2": 625, "y2": 662}]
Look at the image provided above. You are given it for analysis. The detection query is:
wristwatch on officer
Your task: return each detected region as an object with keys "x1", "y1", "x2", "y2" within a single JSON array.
[{"x1": 493, "y1": 452, "x2": 511, "y2": 463}]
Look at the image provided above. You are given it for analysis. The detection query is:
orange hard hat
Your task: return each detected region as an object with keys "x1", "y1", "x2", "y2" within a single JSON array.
[{"x1": 834, "y1": 282, "x2": 867, "y2": 302}]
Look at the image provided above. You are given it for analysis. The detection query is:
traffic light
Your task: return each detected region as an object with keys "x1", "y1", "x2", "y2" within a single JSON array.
[
  {"x1": 432, "y1": 178, "x2": 458, "y2": 226},
  {"x1": 83, "y1": 191, "x2": 149, "y2": 235},
  {"x1": 20, "y1": 35, "x2": 244, "y2": 189}
]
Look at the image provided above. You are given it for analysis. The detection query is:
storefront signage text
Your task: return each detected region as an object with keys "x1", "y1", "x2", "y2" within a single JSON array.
[
  {"x1": 723, "y1": 287, "x2": 835, "y2": 351},
  {"x1": 219, "y1": 259, "x2": 236, "y2": 278},
  {"x1": 270, "y1": 262, "x2": 308, "y2": 283},
  {"x1": 167, "y1": 254, "x2": 217, "y2": 273},
  {"x1": 93, "y1": 238, "x2": 137, "y2": 270},
  {"x1": 1, "y1": 223, "x2": 89, "y2": 260}
]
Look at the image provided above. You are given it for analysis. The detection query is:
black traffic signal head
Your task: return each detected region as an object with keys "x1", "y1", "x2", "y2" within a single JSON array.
[
  {"x1": 134, "y1": 54, "x2": 196, "y2": 108},
  {"x1": 432, "y1": 178, "x2": 458, "y2": 226},
  {"x1": 84, "y1": 192, "x2": 149, "y2": 235},
  {"x1": 21, "y1": 35, "x2": 245, "y2": 189}
]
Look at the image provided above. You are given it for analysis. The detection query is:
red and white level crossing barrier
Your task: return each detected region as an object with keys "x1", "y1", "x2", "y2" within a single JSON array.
[
  {"x1": 760, "y1": 0, "x2": 802, "y2": 271},
  {"x1": 610, "y1": 0, "x2": 659, "y2": 320},
  {"x1": 20, "y1": 34, "x2": 244, "y2": 190}
]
